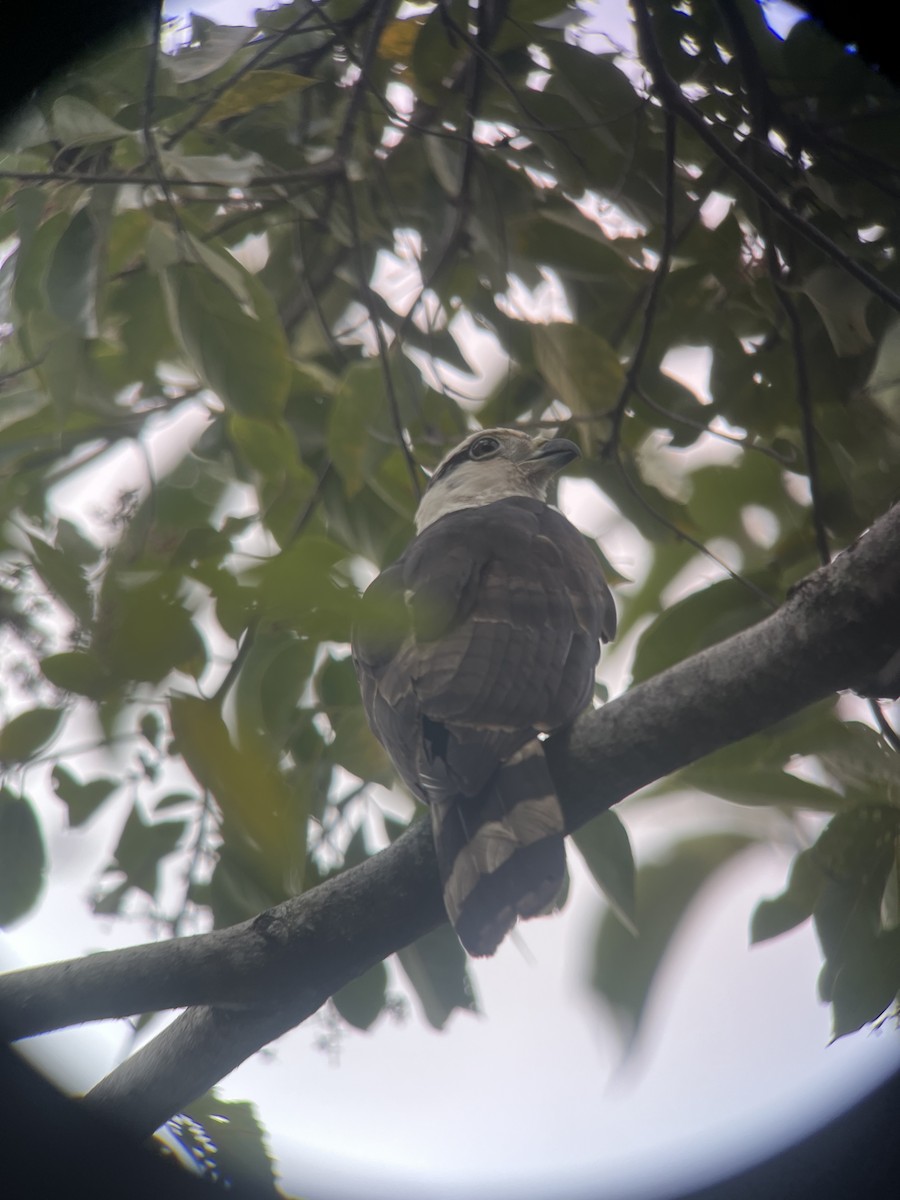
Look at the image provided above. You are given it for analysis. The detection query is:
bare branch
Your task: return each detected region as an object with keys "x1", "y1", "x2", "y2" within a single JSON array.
[{"x1": 608, "y1": 108, "x2": 677, "y2": 449}]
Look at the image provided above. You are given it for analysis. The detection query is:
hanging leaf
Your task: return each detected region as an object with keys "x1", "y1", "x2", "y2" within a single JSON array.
[
  {"x1": 170, "y1": 694, "x2": 307, "y2": 904},
  {"x1": 631, "y1": 577, "x2": 771, "y2": 684},
  {"x1": 590, "y1": 833, "x2": 755, "y2": 1048},
  {"x1": 572, "y1": 810, "x2": 637, "y2": 934},
  {"x1": 51, "y1": 765, "x2": 119, "y2": 828},
  {"x1": 200, "y1": 69, "x2": 316, "y2": 125},
  {"x1": 333, "y1": 960, "x2": 388, "y2": 1030},
  {"x1": 111, "y1": 804, "x2": 187, "y2": 897},
  {"x1": 163, "y1": 263, "x2": 290, "y2": 418},
  {"x1": 94, "y1": 575, "x2": 206, "y2": 684},
  {"x1": 397, "y1": 924, "x2": 477, "y2": 1029},
  {"x1": 41, "y1": 650, "x2": 112, "y2": 699},
  {"x1": 45, "y1": 208, "x2": 101, "y2": 337},
  {"x1": 162, "y1": 20, "x2": 257, "y2": 83},
  {"x1": 0, "y1": 707, "x2": 64, "y2": 764},
  {"x1": 50, "y1": 96, "x2": 128, "y2": 146},
  {"x1": 0, "y1": 789, "x2": 45, "y2": 925},
  {"x1": 178, "y1": 1091, "x2": 280, "y2": 1196},
  {"x1": 533, "y1": 323, "x2": 623, "y2": 439},
  {"x1": 751, "y1": 849, "x2": 825, "y2": 943},
  {"x1": 801, "y1": 266, "x2": 873, "y2": 357},
  {"x1": 28, "y1": 533, "x2": 92, "y2": 624}
]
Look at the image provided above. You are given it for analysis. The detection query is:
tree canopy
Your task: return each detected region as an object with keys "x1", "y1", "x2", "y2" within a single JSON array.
[{"x1": 1, "y1": 0, "x2": 899, "y2": 1189}]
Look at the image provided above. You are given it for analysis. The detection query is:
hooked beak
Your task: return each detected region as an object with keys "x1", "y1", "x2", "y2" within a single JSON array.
[{"x1": 525, "y1": 437, "x2": 581, "y2": 470}]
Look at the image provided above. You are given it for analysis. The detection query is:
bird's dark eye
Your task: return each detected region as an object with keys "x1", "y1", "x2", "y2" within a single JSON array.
[{"x1": 469, "y1": 436, "x2": 500, "y2": 460}]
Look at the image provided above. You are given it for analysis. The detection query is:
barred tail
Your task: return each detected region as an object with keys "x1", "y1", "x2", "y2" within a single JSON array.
[{"x1": 430, "y1": 740, "x2": 566, "y2": 957}]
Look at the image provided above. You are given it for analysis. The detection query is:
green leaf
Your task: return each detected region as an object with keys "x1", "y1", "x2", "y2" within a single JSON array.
[
  {"x1": 630, "y1": 577, "x2": 771, "y2": 684},
  {"x1": 572, "y1": 810, "x2": 637, "y2": 934},
  {"x1": 179, "y1": 1091, "x2": 279, "y2": 1196},
  {"x1": 801, "y1": 266, "x2": 873, "y2": 358},
  {"x1": 200, "y1": 69, "x2": 317, "y2": 124},
  {"x1": 533, "y1": 323, "x2": 623, "y2": 434},
  {"x1": 154, "y1": 792, "x2": 196, "y2": 811},
  {"x1": 45, "y1": 208, "x2": 101, "y2": 337},
  {"x1": 50, "y1": 96, "x2": 128, "y2": 146},
  {"x1": 112, "y1": 804, "x2": 186, "y2": 897},
  {"x1": 329, "y1": 710, "x2": 394, "y2": 786},
  {"x1": 170, "y1": 694, "x2": 307, "y2": 900},
  {"x1": 810, "y1": 805, "x2": 900, "y2": 1030},
  {"x1": 590, "y1": 833, "x2": 754, "y2": 1048},
  {"x1": 139, "y1": 711, "x2": 164, "y2": 748},
  {"x1": 677, "y1": 745, "x2": 844, "y2": 811},
  {"x1": 41, "y1": 650, "x2": 112, "y2": 699},
  {"x1": 95, "y1": 575, "x2": 206, "y2": 684},
  {"x1": 28, "y1": 534, "x2": 92, "y2": 624},
  {"x1": 830, "y1": 928, "x2": 900, "y2": 1038},
  {"x1": 162, "y1": 151, "x2": 265, "y2": 187},
  {"x1": 0, "y1": 707, "x2": 64, "y2": 763},
  {"x1": 163, "y1": 19, "x2": 256, "y2": 83},
  {"x1": 397, "y1": 924, "x2": 477, "y2": 1029},
  {"x1": 511, "y1": 212, "x2": 635, "y2": 283},
  {"x1": 249, "y1": 536, "x2": 356, "y2": 640},
  {"x1": 163, "y1": 263, "x2": 290, "y2": 418},
  {"x1": 56, "y1": 519, "x2": 101, "y2": 565},
  {"x1": 333, "y1": 960, "x2": 388, "y2": 1030},
  {"x1": 410, "y1": 1, "x2": 467, "y2": 101},
  {"x1": 751, "y1": 849, "x2": 825, "y2": 943},
  {"x1": 259, "y1": 639, "x2": 316, "y2": 743},
  {"x1": 0, "y1": 789, "x2": 45, "y2": 925},
  {"x1": 51, "y1": 765, "x2": 118, "y2": 827},
  {"x1": 232, "y1": 629, "x2": 314, "y2": 751},
  {"x1": 327, "y1": 361, "x2": 395, "y2": 497},
  {"x1": 867, "y1": 320, "x2": 900, "y2": 419},
  {"x1": 811, "y1": 720, "x2": 900, "y2": 807}
]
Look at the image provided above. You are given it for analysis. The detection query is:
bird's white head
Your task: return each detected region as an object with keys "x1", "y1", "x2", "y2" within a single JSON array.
[{"x1": 415, "y1": 428, "x2": 580, "y2": 532}]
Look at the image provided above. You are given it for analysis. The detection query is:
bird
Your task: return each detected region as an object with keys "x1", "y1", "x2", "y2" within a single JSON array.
[{"x1": 351, "y1": 428, "x2": 616, "y2": 956}]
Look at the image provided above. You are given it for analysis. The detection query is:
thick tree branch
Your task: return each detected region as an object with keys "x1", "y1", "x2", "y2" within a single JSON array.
[{"x1": 2, "y1": 502, "x2": 899, "y2": 1135}]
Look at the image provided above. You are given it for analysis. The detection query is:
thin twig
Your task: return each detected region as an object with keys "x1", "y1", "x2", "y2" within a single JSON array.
[
  {"x1": 288, "y1": 459, "x2": 333, "y2": 543},
  {"x1": 143, "y1": 3, "x2": 186, "y2": 241},
  {"x1": 343, "y1": 174, "x2": 422, "y2": 499},
  {"x1": 608, "y1": 107, "x2": 678, "y2": 451},
  {"x1": 869, "y1": 699, "x2": 900, "y2": 753},
  {"x1": 212, "y1": 619, "x2": 258, "y2": 706},
  {"x1": 762, "y1": 237, "x2": 830, "y2": 564},
  {"x1": 0, "y1": 358, "x2": 44, "y2": 385},
  {"x1": 0, "y1": 160, "x2": 342, "y2": 189}
]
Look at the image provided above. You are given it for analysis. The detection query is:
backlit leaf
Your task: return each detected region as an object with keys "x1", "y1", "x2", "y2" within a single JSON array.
[
  {"x1": 0, "y1": 789, "x2": 45, "y2": 925},
  {"x1": 333, "y1": 960, "x2": 388, "y2": 1030},
  {"x1": 163, "y1": 263, "x2": 290, "y2": 418},
  {"x1": 52, "y1": 765, "x2": 118, "y2": 827},
  {"x1": 397, "y1": 924, "x2": 477, "y2": 1029},
  {"x1": 590, "y1": 834, "x2": 755, "y2": 1048},
  {"x1": 572, "y1": 810, "x2": 637, "y2": 934},
  {"x1": 200, "y1": 69, "x2": 316, "y2": 125},
  {"x1": 0, "y1": 708, "x2": 64, "y2": 763}
]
